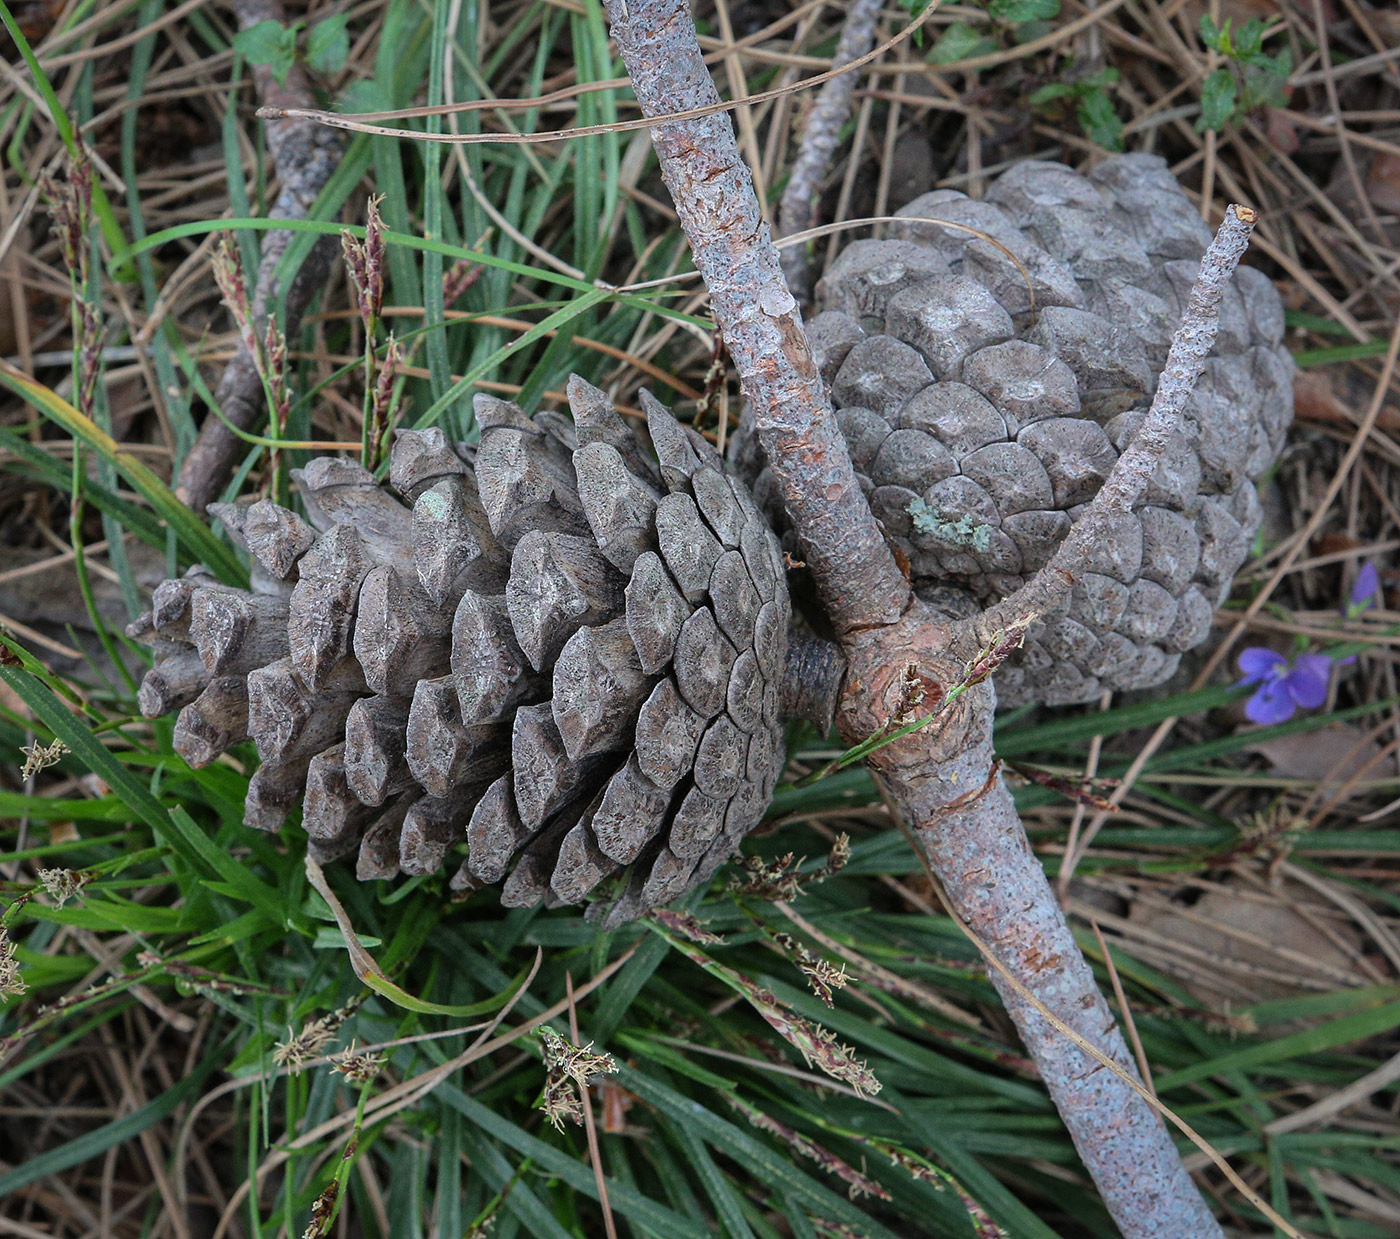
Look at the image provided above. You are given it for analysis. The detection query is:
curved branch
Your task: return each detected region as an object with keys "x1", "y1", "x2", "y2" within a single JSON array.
[
  {"x1": 604, "y1": 0, "x2": 909, "y2": 635},
  {"x1": 780, "y1": 629, "x2": 845, "y2": 735},
  {"x1": 835, "y1": 614, "x2": 1226, "y2": 1239},
  {"x1": 898, "y1": 705, "x2": 1225, "y2": 1237}
]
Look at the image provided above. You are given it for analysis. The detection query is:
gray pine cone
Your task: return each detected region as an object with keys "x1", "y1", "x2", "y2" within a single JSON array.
[
  {"x1": 130, "y1": 379, "x2": 790, "y2": 926},
  {"x1": 735, "y1": 153, "x2": 1294, "y2": 707}
]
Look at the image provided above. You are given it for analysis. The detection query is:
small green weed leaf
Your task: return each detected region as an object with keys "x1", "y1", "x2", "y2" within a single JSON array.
[
  {"x1": 1199, "y1": 14, "x2": 1230, "y2": 55},
  {"x1": 989, "y1": 0, "x2": 1059, "y2": 21},
  {"x1": 897, "y1": 0, "x2": 933, "y2": 46},
  {"x1": 1198, "y1": 67, "x2": 1237, "y2": 132},
  {"x1": 1012, "y1": 18, "x2": 1055, "y2": 44},
  {"x1": 930, "y1": 21, "x2": 998, "y2": 65},
  {"x1": 1233, "y1": 17, "x2": 1266, "y2": 61},
  {"x1": 1028, "y1": 81, "x2": 1073, "y2": 106},
  {"x1": 233, "y1": 19, "x2": 300, "y2": 84},
  {"x1": 305, "y1": 15, "x2": 350, "y2": 76},
  {"x1": 1079, "y1": 88, "x2": 1124, "y2": 151},
  {"x1": 232, "y1": 18, "x2": 291, "y2": 62}
]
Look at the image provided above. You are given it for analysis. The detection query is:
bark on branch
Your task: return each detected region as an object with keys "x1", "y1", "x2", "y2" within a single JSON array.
[
  {"x1": 972, "y1": 205, "x2": 1259, "y2": 649},
  {"x1": 606, "y1": 2, "x2": 1236, "y2": 1236},
  {"x1": 604, "y1": 0, "x2": 909, "y2": 637}
]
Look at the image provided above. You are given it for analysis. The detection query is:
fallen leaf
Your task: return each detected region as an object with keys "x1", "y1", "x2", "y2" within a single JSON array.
[
  {"x1": 1366, "y1": 152, "x2": 1400, "y2": 214},
  {"x1": 1294, "y1": 370, "x2": 1400, "y2": 435},
  {"x1": 1245, "y1": 723, "x2": 1395, "y2": 798},
  {"x1": 1264, "y1": 108, "x2": 1299, "y2": 157},
  {"x1": 1129, "y1": 878, "x2": 1362, "y2": 1014}
]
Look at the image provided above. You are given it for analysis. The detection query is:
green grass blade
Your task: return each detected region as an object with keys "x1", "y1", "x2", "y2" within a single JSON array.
[
  {"x1": 0, "y1": 425, "x2": 166, "y2": 548},
  {"x1": 1155, "y1": 997, "x2": 1400, "y2": 1091},
  {"x1": 0, "y1": 667, "x2": 206, "y2": 874},
  {"x1": 443, "y1": 1085, "x2": 712, "y2": 1239},
  {"x1": 0, "y1": 363, "x2": 244, "y2": 583}
]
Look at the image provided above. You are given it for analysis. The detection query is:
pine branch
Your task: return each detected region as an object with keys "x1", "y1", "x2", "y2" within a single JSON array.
[
  {"x1": 175, "y1": 0, "x2": 344, "y2": 513},
  {"x1": 604, "y1": 0, "x2": 909, "y2": 636},
  {"x1": 605, "y1": 3, "x2": 1231, "y2": 1236}
]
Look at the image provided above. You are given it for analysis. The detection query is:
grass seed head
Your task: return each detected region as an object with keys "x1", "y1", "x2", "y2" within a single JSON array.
[
  {"x1": 20, "y1": 738, "x2": 68, "y2": 781},
  {"x1": 0, "y1": 927, "x2": 25, "y2": 999}
]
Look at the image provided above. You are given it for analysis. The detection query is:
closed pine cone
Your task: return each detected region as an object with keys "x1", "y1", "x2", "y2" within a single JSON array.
[
  {"x1": 734, "y1": 154, "x2": 1294, "y2": 707},
  {"x1": 131, "y1": 379, "x2": 790, "y2": 927}
]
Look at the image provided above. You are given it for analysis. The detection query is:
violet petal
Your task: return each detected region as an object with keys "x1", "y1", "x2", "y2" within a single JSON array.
[
  {"x1": 1236, "y1": 647, "x2": 1286, "y2": 685},
  {"x1": 1285, "y1": 654, "x2": 1332, "y2": 710},
  {"x1": 1246, "y1": 680, "x2": 1296, "y2": 726},
  {"x1": 1349, "y1": 563, "x2": 1380, "y2": 611}
]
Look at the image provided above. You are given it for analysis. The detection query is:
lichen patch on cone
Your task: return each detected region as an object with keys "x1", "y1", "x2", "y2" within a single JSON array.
[{"x1": 131, "y1": 379, "x2": 790, "y2": 925}]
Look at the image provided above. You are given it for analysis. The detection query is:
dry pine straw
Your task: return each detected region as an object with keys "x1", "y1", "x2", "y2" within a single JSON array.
[{"x1": 1, "y1": 0, "x2": 1400, "y2": 1235}]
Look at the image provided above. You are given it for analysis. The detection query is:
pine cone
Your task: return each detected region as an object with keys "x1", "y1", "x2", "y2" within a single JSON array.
[
  {"x1": 130, "y1": 380, "x2": 790, "y2": 926},
  {"x1": 735, "y1": 154, "x2": 1294, "y2": 707}
]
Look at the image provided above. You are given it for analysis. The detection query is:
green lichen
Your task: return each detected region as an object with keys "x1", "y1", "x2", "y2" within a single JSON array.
[{"x1": 907, "y1": 498, "x2": 994, "y2": 552}]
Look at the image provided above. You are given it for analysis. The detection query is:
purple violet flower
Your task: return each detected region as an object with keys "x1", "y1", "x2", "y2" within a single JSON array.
[
  {"x1": 1347, "y1": 563, "x2": 1380, "y2": 617},
  {"x1": 1235, "y1": 648, "x2": 1332, "y2": 725}
]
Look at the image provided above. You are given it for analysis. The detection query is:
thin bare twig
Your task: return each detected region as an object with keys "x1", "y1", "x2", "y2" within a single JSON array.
[
  {"x1": 174, "y1": 0, "x2": 343, "y2": 513},
  {"x1": 255, "y1": 3, "x2": 944, "y2": 142},
  {"x1": 775, "y1": 0, "x2": 884, "y2": 303},
  {"x1": 973, "y1": 205, "x2": 1260, "y2": 647}
]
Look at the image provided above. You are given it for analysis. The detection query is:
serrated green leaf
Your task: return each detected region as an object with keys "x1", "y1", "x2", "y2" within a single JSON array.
[
  {"x1": 1078, "y1": 89, "x2": 1123, "y2": 151},
  {"x1": 1233, "y1": 17, "x2": 1265, "y2": 60},
  {"x1": 1028, "y1": 81, "x2": 1074, "y2": 106},
  {"x1": 1199, "y1": 13, "x2": 1230, "y2": 54},
  {"x1": 233, "y1": 19, "x2": 299, "y2": 84},
  {"x1": 232, "y1": 18, "x2": 289, "y2": 63}
]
